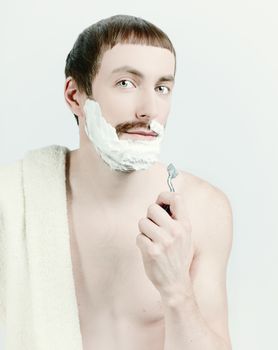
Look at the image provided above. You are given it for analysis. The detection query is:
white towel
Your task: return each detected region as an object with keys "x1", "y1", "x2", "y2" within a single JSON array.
[{"x1": 0, "y1": 145, "x2": 83, "y2": 350}]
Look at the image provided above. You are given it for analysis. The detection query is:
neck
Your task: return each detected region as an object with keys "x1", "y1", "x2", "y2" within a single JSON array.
[{"x1": 66, "y1": 142, "x2": 165, "y2": 206}]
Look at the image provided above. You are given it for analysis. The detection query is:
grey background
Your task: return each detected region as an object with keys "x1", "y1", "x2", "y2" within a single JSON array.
[{"x1": 0, "y1": 0, "x2": 277, "y2": 349}]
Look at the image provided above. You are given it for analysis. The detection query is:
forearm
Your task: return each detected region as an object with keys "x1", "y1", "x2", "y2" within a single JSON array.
[{"x1": 161, "y1": 283, "x2": 231, "y2": 350}]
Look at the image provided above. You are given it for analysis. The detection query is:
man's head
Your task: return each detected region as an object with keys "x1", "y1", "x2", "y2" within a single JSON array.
[{"x1": 64, "y1": 14, "x2": 176, "y2": 136}]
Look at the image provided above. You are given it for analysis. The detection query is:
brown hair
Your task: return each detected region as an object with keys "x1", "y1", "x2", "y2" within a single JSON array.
[{"x1": 64, "y1": 14, "x2": 176, "y2": 125}]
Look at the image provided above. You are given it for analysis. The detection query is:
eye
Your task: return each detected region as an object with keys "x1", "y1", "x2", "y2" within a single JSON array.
[
  {"x1": 156, "y1": 86, "x2": 171, "y2": 95},
  {"x1": 116, "y1": 79, "x2": 135, "y2": 89}
]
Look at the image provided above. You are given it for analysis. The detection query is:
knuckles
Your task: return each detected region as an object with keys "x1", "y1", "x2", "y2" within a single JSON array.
[
  {"x1": 147, "y1": 203, "x2": 158, "y2": 217},
  {"x1": 138, "y1": 217, "x2": 146, "y2": 225},
  {"x1": 147, "y1": 246, "x2": 162, "y2": 259},
  {"x1": 162, "y1": 237, "x2": 174, "y2": 248},
  {"x1": 170, "y1": 221, "x2": 191, "y2": 237},
  {"x1": 171, "y1": 226, "x2": 183, "y2": 238},
  {"x1": 138, "y1": 217, "x2": 148, "y2": 230}
]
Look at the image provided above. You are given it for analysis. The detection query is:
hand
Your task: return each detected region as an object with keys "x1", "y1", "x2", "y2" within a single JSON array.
[{"x1": 136, "y1": 191, "x2": 194, "y2": 298}]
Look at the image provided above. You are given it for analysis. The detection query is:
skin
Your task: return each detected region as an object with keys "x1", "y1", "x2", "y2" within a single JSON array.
[
  {"x1": 64, "y1": 43, "x2": 233, "y2": 350},
  {"x1": 65, "y1": 44, "x2": 175, "y2": 203}
]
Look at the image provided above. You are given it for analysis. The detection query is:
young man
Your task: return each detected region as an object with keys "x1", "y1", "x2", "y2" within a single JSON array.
[{"x1": 0, "y1": 15, "x2": 233, "y2": 350}]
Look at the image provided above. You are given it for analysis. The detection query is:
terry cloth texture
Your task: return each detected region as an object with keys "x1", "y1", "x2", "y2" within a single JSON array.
[{"x1": 0, "y1": 145, "x2": 83, "y2": 350}]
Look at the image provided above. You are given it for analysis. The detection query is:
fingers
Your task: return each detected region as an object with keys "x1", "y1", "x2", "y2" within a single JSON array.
[
  {"x1": 155, "y1": 192, "x2": 183, "y2": 220},
  {"x1": 147, "y1": 203, "x2": 173, "y2": 229},
  {"x1": 156, "y1": 192, "x2": 192, "y2": 231},
  {"x1": 138, "y1": 216, "x2": 170, "y2": 244},
  {"x1": 137, "y1": 191, "x2": 192, "y2": 250}
]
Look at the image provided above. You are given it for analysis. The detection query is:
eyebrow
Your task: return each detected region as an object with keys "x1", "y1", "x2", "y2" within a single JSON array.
[{"x1": 110, "y1": 65, "x2": 175, "y2": 83}]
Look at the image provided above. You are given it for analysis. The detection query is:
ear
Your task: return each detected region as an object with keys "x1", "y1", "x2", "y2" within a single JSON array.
[{"x1": 64, "y1": 77, "x2": 87, "y2": 119}]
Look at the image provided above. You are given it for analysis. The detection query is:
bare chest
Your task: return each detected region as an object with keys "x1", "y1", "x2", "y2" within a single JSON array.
[{"x1": 68, "y1": 203, "x2": 166, "y2": 349}]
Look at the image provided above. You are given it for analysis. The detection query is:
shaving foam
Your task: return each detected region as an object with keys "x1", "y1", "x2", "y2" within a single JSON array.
[{"x1": 83, "y1": 98, "x2": 165, "y2": 172}]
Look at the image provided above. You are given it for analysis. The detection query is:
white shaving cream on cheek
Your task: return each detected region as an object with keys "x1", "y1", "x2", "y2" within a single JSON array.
[{"x1": 83, "y1": 98, "x2": 165, "y2": 172}]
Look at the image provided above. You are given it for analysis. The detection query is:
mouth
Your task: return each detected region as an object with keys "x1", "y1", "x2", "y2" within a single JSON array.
[
  {"x1": 125, "y1": 129, "x2": 158, "y2": 137},
  {"x1": 123, "y1": 132, "x2": 157, "y2": 140}
]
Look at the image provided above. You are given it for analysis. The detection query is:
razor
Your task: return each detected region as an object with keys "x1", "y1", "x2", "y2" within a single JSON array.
[{"x1": 161, "y1": 163, "x2": 179, "y2": 216}]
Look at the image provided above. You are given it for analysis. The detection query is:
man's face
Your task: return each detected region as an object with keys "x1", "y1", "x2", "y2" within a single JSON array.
[{"x1": 88, "y1": 43, "x2": 175, "y2": 139}]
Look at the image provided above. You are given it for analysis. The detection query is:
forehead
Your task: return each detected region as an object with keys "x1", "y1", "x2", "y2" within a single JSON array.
[{"x1": 98, "y1": 43, "x2": 175, "y2": 77}]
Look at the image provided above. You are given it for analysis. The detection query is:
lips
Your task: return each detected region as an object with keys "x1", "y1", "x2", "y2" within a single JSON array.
[{"x1": 126, "y1": 129, "x2": 158, "y2": 136}]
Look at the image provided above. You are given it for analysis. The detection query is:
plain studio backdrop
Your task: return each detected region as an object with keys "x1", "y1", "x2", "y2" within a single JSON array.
[{"x1": 0, "y1": 0, "x2": 277, "y2": 349}]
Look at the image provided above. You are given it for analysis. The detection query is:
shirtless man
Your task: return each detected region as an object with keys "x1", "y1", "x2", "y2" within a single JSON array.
[{"x1": 64, "y1": 15, "x2": 233, "y2": 350}]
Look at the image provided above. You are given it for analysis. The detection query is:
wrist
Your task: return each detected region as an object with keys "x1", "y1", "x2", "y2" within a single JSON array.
[{"x1": 160, "y1": 275, "x2": 194, "y2": 308}]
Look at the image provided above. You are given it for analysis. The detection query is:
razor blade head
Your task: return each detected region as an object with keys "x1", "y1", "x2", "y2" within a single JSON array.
[{"x1": 167, "y1": 163, "x2": 178, "y2": 179}]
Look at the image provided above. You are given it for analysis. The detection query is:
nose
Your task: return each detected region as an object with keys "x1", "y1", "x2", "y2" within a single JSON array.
[{"x1": 135, "y1": 90, "x2": 159, "y2": 122}]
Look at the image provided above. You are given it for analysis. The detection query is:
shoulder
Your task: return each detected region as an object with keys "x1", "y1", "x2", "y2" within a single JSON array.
[
  {"x1": 0, "y1": 144, "x2": 70, "y2": 207},
  {"x1": 178, "y1": 170, "x2": 233, "y2": 256},
  {"x1": 178, "y1": 168, "x2": 232, "y2": 205}
]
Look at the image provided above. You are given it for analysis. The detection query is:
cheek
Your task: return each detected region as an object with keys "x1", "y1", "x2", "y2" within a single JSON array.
[
  {"x1": 156, "y1": 100, "x2": 171, "y2": 126},
  {"x1": 97, "y1": 92, "x2": 135, "y2": 126}
]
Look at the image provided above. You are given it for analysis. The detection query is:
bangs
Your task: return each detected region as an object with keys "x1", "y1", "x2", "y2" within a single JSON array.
[{"x1": 97, "y1": 15, "x2": 175, "y2": 56}]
